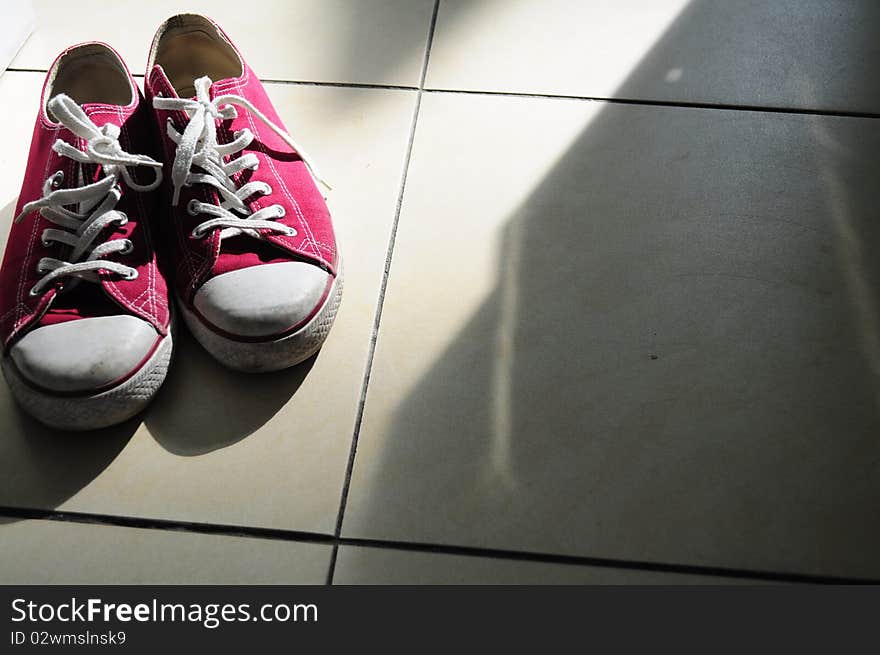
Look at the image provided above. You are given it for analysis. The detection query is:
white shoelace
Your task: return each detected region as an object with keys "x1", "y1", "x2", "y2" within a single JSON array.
[
  {"x1": 153, "y1": 76, "x2": 330, "y2": 242},
  {"x1": 15, "y1": 94, "x2": 163, "y2": 297}
]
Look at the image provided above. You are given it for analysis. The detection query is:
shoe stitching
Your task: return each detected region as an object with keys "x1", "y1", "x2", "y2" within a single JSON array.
[
  {"x1": 86, "y1": 107, "x2": 163, "y2": 327},
  {"x1": 15, "y1": 123, "x2": 62, "y2": 330},
  {"x1": 119, "y1": 108, "x2": 159, "y2": 324},
  {"x1": 233, "y1": 78, "x2": 321, "y2": 260}
]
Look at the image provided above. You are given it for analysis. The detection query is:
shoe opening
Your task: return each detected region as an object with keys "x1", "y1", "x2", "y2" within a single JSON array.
[
  {"x1": 150, "y1": 14, "x2": 243, "y2": 97},
  {"x1": 45, "y1": 43, "x2": 134, "y2": 117}
]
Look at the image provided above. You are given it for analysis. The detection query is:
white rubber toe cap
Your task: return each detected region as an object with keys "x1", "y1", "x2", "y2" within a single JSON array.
[
  {"x1": 193, "y1": 261, "x2": 331, "y2": 338},
  {"x1": 10, "y1": 315, "x2": 160, "y2": 393}
]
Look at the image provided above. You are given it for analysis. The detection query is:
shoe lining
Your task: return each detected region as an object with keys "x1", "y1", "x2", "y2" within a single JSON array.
[
  {"x1": 47, "y1": 45, "x2": 134, "y2": 115},
  {"x1": 154, "y1": 16, "x2": 242, "y2": 98}
]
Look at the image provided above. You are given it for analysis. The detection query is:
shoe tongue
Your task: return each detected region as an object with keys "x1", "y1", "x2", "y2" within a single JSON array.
[
  {"x1": 170, "y1": 76, "x2": 239, "y2": 102},
  {"x1": 207, "y1": 77, "x2": 238, "y2": 99},
  {"x1": 184, "y1": 77, "x2": 239, "y2": 103},
  {"x1": 77, "y1": 101, "x2": 135, "y2": 129},
  {"x1": 60, "y1": 103, "x2": 132, "y2": 185},
  {"x1": 148, "y1": 63, "x2": 240, "y2": 103}
]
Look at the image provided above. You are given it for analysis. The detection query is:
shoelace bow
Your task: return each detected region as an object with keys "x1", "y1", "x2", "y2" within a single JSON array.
[
  {"x1": 153, "y1": 76, "x2": 330, "y2": 242},
  {"x1": 15, "y1": 94, "x2": 163, "y2": 296}
]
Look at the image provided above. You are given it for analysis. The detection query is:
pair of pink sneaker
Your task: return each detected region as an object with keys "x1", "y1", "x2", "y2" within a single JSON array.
[{"x1": 0, "y1": 14, "x2": 342, "y2": 430}]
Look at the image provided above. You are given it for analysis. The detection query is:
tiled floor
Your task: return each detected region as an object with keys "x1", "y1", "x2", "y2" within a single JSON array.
[
  {"x1": 1, "y1": 0, "x2": 879, "y2": 585},
  {"x1": 0, "y1": 519, "x2": 330, "y2": 584}
]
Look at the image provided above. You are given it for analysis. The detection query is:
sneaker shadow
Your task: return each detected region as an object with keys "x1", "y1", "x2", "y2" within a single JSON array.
[
  {"x1": 0, "y1": 394, "x2": 138, "y2": 521},
  {"x1": 142, "y1": 323, "x2": 314, "y2": 456},
  {"x1": 0, "y1": 316, "x2": 315, "y2": 523},
  {"x1": 0, "y1": 199, "x2": 140, "y2": 522}
]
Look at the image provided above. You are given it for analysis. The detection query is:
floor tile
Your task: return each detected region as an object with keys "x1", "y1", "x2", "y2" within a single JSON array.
[
  {"x1": 334, "y1": 546, "x2": 761, "y2": 584},
  {"x1": 13, "y1": 0, "x2": 434, "y2": 86},
  {"x1": 342, "y1": 91, "x2": 880, "y2": 579},
  {"x1": 0, "y1": 71, "x2": 416, "y2": 534},
  {"x1": 0, "y1": 519, "x2": 329, "y2": 584},
  {"x1": 426, "y1": 0, "x2": 880, "y2": 113}
]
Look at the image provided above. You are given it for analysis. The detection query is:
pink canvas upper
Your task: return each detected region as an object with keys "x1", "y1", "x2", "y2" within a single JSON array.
[
  {"x1": 0, "y1": 44, "x2": 170, "y2": 349},
  {"x1": 144, "y1": 19, "x2": 339, "y2": 307}
]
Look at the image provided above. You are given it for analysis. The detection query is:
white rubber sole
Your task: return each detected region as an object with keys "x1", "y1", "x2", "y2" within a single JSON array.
[
  {"x1": 2, "y1": 329, "x2": 174, "y2": 431},
  {"x1": 180, "y1": 268, "x2": 343, "y2": 373}
]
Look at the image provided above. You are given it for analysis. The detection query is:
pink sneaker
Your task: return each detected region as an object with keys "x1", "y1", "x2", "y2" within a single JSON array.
[
  {"x1": 0, "y1": 43, "x2": 173, "y2": 430},
  {"x1": 145, "y1": 14, "x2": 342, "y2": 372}
]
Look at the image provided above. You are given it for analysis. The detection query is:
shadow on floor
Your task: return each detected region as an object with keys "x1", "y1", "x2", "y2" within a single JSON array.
[
  {"x1": 0, "y1": 323, "x2": 318, "y2": 520},
  {"x1": 347, "y1": 0, "x2": 880, "y2": 578},
  {"x1": 0, "y1": 405, "x2": 137, "y2": 520},
  {"x1": 0, "y1": 191, "x2": 137, "y2": 518},
  {"x1": 612, "y1": 0, "x2": 880, "y2": 113},
  {"x1": 144, "y1": 326, "x2": 314, "y2": 456}
]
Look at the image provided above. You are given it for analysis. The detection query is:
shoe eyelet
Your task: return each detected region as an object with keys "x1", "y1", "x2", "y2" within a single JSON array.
[
  {"x1": 190, "y1": 228, "x2": 204, "y2": 239},
  {"x1": 120, "y1": 239, "x2": 134, "y2": 255},
  {"x1": 40, "y1": 234, "x2": 52, "y2": 247},
  {"x1": 116, "y1": 215, "x2": 129, "y2": 227},
  {"x1": 124, "y1": 270, "x2": 139, "y2": 281},
  {"x1": 27, "y1": 286, "x2": 40, "y2": 297},
  {"x1": 186, "y1": 199, "x2": 200, "y2": 216},
  {"x1": 275, "y1": 205, "x2": 286, "y2": 218},
  {"x1": 49, "y1": 170, "x2": 64, "y2": 188},
  {"x1": 285, "y1": 228, "x2": 297, "y2": 237},
  {"x1": 261, "y1": 183, "x2": 272, "y2": 195}
]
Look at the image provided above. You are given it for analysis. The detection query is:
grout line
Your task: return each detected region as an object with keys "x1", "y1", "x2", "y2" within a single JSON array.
[
  {"x1": 336, "y1": 537, "x2": 880, "y2": 585},
  {"x1": 261, "y1": 79, "x2": 417, "y2": 92},
  {"x1": 5, "y1": 67, "x2": 49, "y2": 74},
  {"x1": 6, "y1": 67, "x2": 414, "y2": 90},
  {"x1": 7, "y1": 67, "x2": 147, "y2": 79},
  {"x1": 0, "y1": 506, "x2": 333, "y2": 545},
  {"x1": 7, "y1": 66, "x2": 880, "y2": 119},
  {"x1": 2, "y1": 505, "x2": 875, "y2": 585},
  {"x1": 324, "y1": 0, "x2": 443, "y2": 586},
  {"x1": 423, "y1": 87, "x2": 880, "y2": 120}
]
